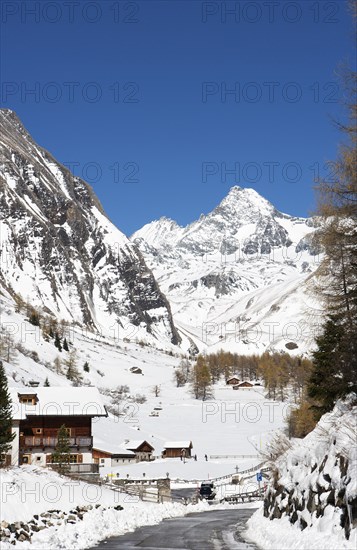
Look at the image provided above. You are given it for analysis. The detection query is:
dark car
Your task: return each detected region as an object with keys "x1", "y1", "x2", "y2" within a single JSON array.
[{"x1": 199, "y1": 481, "x2": 216, "y2": 500}]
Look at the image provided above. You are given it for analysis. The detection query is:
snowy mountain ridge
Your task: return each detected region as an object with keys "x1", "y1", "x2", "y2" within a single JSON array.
[
  {"x1": 0, "y1": 109, "x2": 180, "y2": 346},
  {"x1": 132, "y1": 186, "x2": 323, "y2": 354}
]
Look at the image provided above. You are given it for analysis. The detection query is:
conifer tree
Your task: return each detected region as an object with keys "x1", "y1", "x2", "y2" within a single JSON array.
[
  {"x1": 65, "y1": 350, "x2": 82, "y2": 386},
  {"x1": 0, "y1": 361, "x2": 15, "y2": 465},
  {"x1": 54, "y1": 332, "x2": 62, "y2": 352},
  {"x1": 308, "y1": 316, "x2": 357, "y2": 416},
  {"x1": 51, "y1": 424, "x2": 71, "y2": 474},
  {"x1": 309, "y1": 61, "x2": 357, "y2": 416},
  {"x1": 28, "y1": 309, "x2": 40, "y2": 326}
]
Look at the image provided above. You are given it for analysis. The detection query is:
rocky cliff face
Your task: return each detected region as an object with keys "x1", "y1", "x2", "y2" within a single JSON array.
[
  {"x1": 0, "y1": 109, "x2": 180, "y2": 345},
  {"x1": 263, "y1": 397, "x2": 357, "y2": 540},
  {"x1": 132, "y1": 186, "x2": 322, "y2": 353}
]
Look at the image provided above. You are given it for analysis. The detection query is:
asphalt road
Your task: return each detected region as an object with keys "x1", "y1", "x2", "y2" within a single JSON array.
[{"x1": 91, "y1": 508, "x2": 259, "y2": 550}]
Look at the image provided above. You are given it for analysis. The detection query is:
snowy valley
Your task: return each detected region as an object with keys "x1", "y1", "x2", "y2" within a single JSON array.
[{"x1": 0, "y1": 109, "x2": 355, "y2": 550}]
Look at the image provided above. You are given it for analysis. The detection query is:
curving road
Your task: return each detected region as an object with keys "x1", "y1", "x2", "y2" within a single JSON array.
[{"x1": 91, "y1": 508, "x2": 259, "y2": 550}]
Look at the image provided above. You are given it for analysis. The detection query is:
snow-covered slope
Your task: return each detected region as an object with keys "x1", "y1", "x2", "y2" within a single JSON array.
[
  {"x1": 1, "y1": 287, "x2": 287, "y2": 481},
  {"x1": 0, "y1": 109, "x2": 179, "y2": 346},
  {"x1": 245, "y1": 396, "x2": 357, "y2": 549},
  {"x1": 132, "y1": 186, "x2": 322, "y2": 354}
]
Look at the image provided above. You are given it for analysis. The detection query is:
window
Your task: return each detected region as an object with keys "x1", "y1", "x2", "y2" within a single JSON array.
[
  {"x1": 69, "y1": 454, "x2": 78, "y2": 463},
  {"x1": 36, "y1": 456, "x2": 41, "y2": 461},
  {"x1": 100, "y1": 458, "x2": 105, "y2": 464},
  {"x1": 18, "y1": 394, "x2": 38, "y2": 405},
  {"x1": 35, "y1": 428, "x2": 42, "y2": 434}
]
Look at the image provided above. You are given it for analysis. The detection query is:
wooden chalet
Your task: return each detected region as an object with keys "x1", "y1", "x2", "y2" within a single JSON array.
[
  {"x1": 162, "y1": 441, "x2": 193, "y2": 458},
  {"x1": 123, "y1": 440, "x2": 154, "y2": 461},
  {"x1": 226, "y1": 376, "x2": 240, "y2": 385},
  {"x1": 233, "y1": 381, "x2": 254, "y2": 389},
  {"x1": 8, "y1": 387, "x2": 107, "y2": 470}
]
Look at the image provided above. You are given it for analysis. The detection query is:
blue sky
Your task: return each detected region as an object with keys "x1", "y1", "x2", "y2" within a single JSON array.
[{"x1": 1, "y1": 1, "x2": 355, "y2": 235}]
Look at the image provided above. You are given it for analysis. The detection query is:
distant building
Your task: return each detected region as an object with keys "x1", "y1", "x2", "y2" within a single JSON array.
[
  {"x1": 226, "y1": 376, "x2": 240, "y2": 385},
  {"x1": 93, "y1": 446, "x2": 136, "y2": 467},
  {"x1": 8, "y1": 387, "x2": 107, "y2": 470},
  {"x1": 129, "y1": 367, "x2": 143, "y2": 375},
  {"x1": 162, "y1": 441, "x2": 193, "y2": 458},
  {"x1": 233, "y1": 381, "x2": 254, "y2": 389},
  {"x1": 123, "y1": 440, "x2": 154, "y2": 461}
]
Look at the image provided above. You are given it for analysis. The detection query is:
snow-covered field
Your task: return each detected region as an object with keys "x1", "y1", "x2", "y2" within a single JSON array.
[{"x1": 1, "y1": 288, "x2": 288, "y2": 481}]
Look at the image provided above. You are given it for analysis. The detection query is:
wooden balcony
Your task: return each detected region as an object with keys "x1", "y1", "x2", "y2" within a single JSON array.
[{"x1": 19, "y1": 436, "x2": 93, "y2": 449}]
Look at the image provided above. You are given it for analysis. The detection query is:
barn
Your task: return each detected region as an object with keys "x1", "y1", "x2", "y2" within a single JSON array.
[{"x1": 162, "y1": 441, "x2": 193, "y2": 458}]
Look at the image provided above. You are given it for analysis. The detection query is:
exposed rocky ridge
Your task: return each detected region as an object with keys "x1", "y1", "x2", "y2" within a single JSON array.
[
  {"x1": 0, "y1": 109, "x2": 180, "y2": 345},
  {"x1": 263, "y1": 397, "x2": 357, "y2": 540}
]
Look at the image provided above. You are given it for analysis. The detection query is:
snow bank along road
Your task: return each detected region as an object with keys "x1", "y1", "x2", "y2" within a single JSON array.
[{"x1": 91, "y1": 508, "x2": 259, "y2": 549}]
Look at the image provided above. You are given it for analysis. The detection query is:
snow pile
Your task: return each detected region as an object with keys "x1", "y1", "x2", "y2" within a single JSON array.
[
  {"x1": 245, "y1": 396, "x2": 357, "y2": 549},
  {"x1": 0, "y1": 466, "x2": 209, "y2": 548}
]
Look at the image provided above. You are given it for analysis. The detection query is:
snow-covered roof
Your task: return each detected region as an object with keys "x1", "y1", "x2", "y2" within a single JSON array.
[
  {"x1": 123, "y1": 440, "x2": 153, "y2": 451},
  {"x1": 10, "y1": 387, "x2": 107, "y2": 420},
  {"x1": 93, "y1": 445, "x2": 136, "y2": 457},
  {"x1": 163, "y1": 441, "x2": 192, "y2": 449}
]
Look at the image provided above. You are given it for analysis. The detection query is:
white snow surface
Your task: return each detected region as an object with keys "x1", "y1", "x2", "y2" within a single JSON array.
[{"x1": 0, "y1": 466, "x2": 209, "y2": 549}]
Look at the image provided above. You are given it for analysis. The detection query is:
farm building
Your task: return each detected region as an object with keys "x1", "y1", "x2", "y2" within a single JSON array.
[
  {"x1": 92, "y1": 446, "x2": 136, "y2": 467},
  {"x1": 162, "y1": 441, "x2": 193, "y2": 458},
  {"x1": 7, "y1": 387, "x2": 107, "y2": 470},
  {"x1": 123, "y1": 440, "x2": 154, "y2": 461}
]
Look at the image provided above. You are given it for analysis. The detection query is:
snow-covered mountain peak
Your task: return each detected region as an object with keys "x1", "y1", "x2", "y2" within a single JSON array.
[
  {"x1": 0, "y1": 111, "x2": 180, "y2": 346},
  {"x1": 213, "y1": 185, "x2": 278, "y2": 222},
  {"x1": 132, "y1": 216, "x2": 182, "y2": 247},
  {"x1": 132, "y1": 185, "x2": 322, "y2": 354}
]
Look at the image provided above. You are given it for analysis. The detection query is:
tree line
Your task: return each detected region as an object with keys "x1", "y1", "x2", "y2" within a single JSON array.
[{"x1": 174, "y1": 350, "x2": 313, "y2": 406}]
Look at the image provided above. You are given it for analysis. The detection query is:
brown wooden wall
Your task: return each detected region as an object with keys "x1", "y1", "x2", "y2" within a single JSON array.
[
  {"x1": 164, "y1": 448, "x2": 192, "y2": 458},
  {"x1": 93, "y1": 449, "x2": 111, "y2": 459},
  {"x1": 20, "y1": 416, "x2": 91, "y2": 437},
  {"x1": 227, "y1": 378, "x2": 240, "y2": 385}
]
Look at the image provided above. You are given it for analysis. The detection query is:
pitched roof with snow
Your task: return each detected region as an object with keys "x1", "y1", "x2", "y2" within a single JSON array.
[
  {"x1": 163, "y1": 441, "x2": 192, "y2": 449},
  {"x1": 123, "y1": 440, "x2": 154, "y2": 451},
  {"x1": 10, "y1": 387, "x2": 107, "y2": 420},
  {"x1": 93, "y1": 445, "x2": 136, "y2": 457}
]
